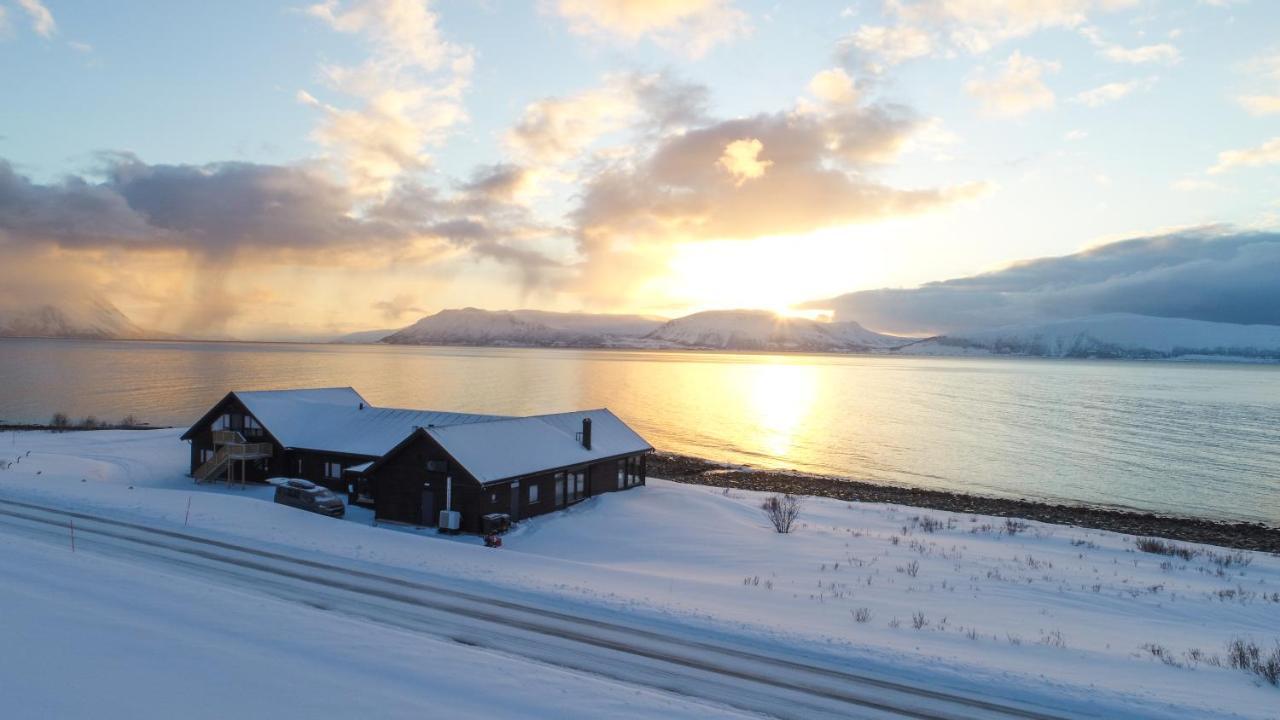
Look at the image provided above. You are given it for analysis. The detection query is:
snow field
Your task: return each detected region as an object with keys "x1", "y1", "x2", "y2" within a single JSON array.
[{"x1": 1, "y1": 429, "x2": 1278, "y2": 718}]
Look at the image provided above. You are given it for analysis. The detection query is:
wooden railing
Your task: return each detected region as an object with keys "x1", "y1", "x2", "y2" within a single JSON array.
[
  {"x1": 212, "y1": 430, "x2": 247, "y2": 446},
  {"x1": 194, "y1": 435, "x2": 273, "y2": 483},
  {"x1": 228, "y1": 442, "x2": 273, "y2": 459}
]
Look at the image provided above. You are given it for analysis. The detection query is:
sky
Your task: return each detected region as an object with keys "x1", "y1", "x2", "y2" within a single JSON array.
[{"x1": 1, "y1": 0, "x2": 1278, "y2": 340}]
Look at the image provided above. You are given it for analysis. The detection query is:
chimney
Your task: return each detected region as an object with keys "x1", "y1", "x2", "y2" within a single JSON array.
[
  {"x1": 581, "y1": 417, "x2": 592, "y2": 450},
  {"x1": 358, "y1": 402, "x2": 364, "y2": 410}
]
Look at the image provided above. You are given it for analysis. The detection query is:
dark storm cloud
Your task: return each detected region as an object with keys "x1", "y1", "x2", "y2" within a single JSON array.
[
  {"x1": 0, "y1": 154, "x2": 561, "y2": 331},
  {"x1": 0, "y1": 154, "x2": 556, "y2": 268},
  {"x1": 807, "y1": 228, "x2": 1280, "y2": 334}
]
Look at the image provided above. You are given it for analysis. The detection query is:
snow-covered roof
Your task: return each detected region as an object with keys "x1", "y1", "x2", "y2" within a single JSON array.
[
  {"x1": 230, "y1": 387, "x2": 506, "y2": 457},
  {"x1": 426, "y1": 408, "x2": 653, "y2": 485},
  {"x1": 186, "y1": 388, "x2": 650, "y2": 480}
]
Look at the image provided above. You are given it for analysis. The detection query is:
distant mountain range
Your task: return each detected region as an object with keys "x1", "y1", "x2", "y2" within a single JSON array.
[
  {"x1": 350, "y1": 307, "x2": 1280, "y2": 361},
  {"x1": 369, "y1": 307, "x2": 910, "y2": 352},
  {"x1": 8, "y1": 300, "x2": 1280, "y2": 362},
  {"x1": 895, "y1": 314, "x2": 1280, "y2": 360}
]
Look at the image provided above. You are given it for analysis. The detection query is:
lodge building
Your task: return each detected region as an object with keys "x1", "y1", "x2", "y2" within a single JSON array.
[{"x1": 180, "y1": 388, "x2": 652, "y2": 532}]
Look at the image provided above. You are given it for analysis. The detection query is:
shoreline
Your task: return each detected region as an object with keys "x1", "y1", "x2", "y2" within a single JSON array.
[
  {"x1": 5, "y1": 424, "x2": 1276, "y2": 553},
  {"x1": 648, "y1": 452, "x2": 1280, "y2": 553}
]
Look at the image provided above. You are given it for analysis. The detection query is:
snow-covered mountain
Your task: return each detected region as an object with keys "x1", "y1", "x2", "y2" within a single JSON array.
[
  {"x1": 0, "y1": 298, "x2": 150, "y2": 340},
  {"x1": 645, "y1": 310, "x2": 911, "y2": 351},
  {"x1": 383, "y1": 308, "x2": 665, "y2": 347},
  {"x1": 897, "y1": 314, "x2": 1280, "y2": 360}
]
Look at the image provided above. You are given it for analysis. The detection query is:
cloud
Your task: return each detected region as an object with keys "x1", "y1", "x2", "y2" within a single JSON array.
[
  {"x1": 372, "y1": 293, "x2": 424, "y2": 321},
  {"x1": 1100, "y1": 42, "x2": 1179, "y2": 64},
  {"x1": 846, "y1": 0, "x2": 1136, "y2": 67},
  {"x1": 0, "y1": 155, "x2": 559, "y2": 332},
  {"x1": 965, "y1": 52, "x2": 1059, "y2": 117},
  {"x1": 572, "y1": 105, "x2": 982, "y2": 260},
  {"x1": 716, "y1": 138, "x2": 772, "y2": 185},
  {"x1": 1208, "y1": 137, "x2": 1280, "y2": 174},
  {"x1": 506, "y1": 77, "x2": 640, "y2": 167},
  {"x1": 1072, "y1": 78, "x2": 1150, "y2": 107},
  {"x1": 1239, "y1": 95, "x2": 1280, "y2": 115},
  {"x1": 1080, "y1": 26, "x2": 1179, "y2": 65},
  {"x1": 16, "y1": 0, "x2": 55, "y2": 38},
  {"x1": 846, "y1": 25, "x2": 933, "y2": 67},
  {"x1": 1236, "y1": 52, "x2": 1280, "y2": 115},
  {"x1": 554, "y1": 0, "x2": 749, "y2": 57},
  {"x1": 806, "y1": 229, "x2": 1280, "y2": 334},
  {"x1": 302, "y1": 0, "x2": 473, "y2": 196},
  {"x1": 504, "y1": 71, "x2": 709, "y2": 188},
  {"x1": 808, "y1": 68, "x2": 858, "y2": 105}
]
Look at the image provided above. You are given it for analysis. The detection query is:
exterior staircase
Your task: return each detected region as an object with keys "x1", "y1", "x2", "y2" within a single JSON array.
[{"x1": 194, "y1": 430, "x2": 273, "y2": 483}]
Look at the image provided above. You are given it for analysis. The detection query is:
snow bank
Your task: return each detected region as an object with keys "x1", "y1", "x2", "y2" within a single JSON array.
[
  {"x1": 0, "y1": 517, "x2": 746, "y2": 719},
  {"x1": 2, "y1": 429, "x2": 1278, "y2": 718}
]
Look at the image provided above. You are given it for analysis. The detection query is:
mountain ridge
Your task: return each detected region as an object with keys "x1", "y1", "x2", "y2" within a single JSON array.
[{"x1": 895, "y1": 313, "x2": 1280, "y2": 360}]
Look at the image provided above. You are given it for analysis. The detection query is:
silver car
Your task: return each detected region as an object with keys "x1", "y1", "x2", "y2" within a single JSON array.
[{"x1": 273, "y1": 479, "x2": 345, "y2": 517}]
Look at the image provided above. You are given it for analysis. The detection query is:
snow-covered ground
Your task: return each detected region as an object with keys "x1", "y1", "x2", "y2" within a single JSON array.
[{"x1": 1, "y1": 429, "x2": 1278, "y2": 718}]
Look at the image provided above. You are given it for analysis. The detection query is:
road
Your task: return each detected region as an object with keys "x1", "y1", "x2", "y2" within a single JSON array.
[{"x1": 0, "y1": 497, "x2": 1082, "y2": 720}]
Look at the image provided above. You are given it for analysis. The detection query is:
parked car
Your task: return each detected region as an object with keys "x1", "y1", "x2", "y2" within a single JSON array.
[{"x1": 273, "y1": 478, "x2": 345, "y2": 517}]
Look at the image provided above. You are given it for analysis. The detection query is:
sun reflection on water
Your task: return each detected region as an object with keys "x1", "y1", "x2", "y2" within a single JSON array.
[{"x1": 745, "y1": 361, "x2": 819, "y2": 458}]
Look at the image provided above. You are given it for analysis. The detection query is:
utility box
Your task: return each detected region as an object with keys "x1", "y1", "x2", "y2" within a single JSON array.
[
  {"x1": 438, "y1": 510, "x2": 461, "y2": 533},
  {"x1": 481, "y1": 513, "x2": 511, "y2": 535}
]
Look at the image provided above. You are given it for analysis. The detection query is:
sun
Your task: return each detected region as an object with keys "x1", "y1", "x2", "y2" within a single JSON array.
[{"x1": 648, "y1": 232, "x2": 878, "y2": 319}]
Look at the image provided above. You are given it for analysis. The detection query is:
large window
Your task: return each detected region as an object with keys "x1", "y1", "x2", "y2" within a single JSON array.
[
  {"x1": 324, "y1": 462, "x2": 343, "y2": 480},
  {"x1": 243, "y1": 415, "x2": 263, "y2": 437},
  {"x1": 555, "y1": 470, "x2": 585, "y2": 504},
  {"x1": 199, "y1": 449, "x2": 214, "y2": 464},
  {"x1": 622, "y1": 456, "x2": 643, "y2": 487},
  {"x1": 567, "y1": 470, "x2": 585, "y2": 503},
  {"x1": 528, "y1": 484, "x2": 539, "y2": 504}
]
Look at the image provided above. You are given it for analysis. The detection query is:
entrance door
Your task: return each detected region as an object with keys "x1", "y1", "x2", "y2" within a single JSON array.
[
  {"x1": 420, "y1": 488, "x2": 436, "y2": 527},
  {"x1": 509, "y1": 481, "x2": 520, "y2": 521}
]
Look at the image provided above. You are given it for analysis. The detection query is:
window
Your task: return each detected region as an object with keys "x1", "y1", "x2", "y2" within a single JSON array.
[
  {"x1": 213, "y1": 414, "x2": 230, "y2": 431},
  {"x1": 324, "y1": 462, "x2": 342, "y2": 480},
  {"x1": 554, "y1": 473, "x2": 565, "y2": 506},
  {"x1": 295, "y1": 458, "x2": 304, "y2": 476},
  {"x1": 528, "y1": 484, "x2": 539, "y2": 504},
  {"x1": 199, "y1": 449, "x2": 214, "y2": 464},
  {"x1": 620, "y1": 456, "x2": 643, "y2": 487},
  {"x1": 243, "y1": 415, "x2": 262, "y2": 436},
  {"x1": 564, "y1": 470, "x2": 585, "y2": 503}
]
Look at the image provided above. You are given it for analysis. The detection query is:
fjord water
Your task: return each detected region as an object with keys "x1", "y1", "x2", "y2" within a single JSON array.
[{"x1": 1, "y1": 338, "x2": 1277, "y2": 525}]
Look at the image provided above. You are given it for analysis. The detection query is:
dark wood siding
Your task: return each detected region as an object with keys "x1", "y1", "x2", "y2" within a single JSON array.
[
  {"x1": 372, "y1": 432, "x2": 486, "y2": 531},
  {"x1": 371, "y1": 452, "x2": 652, "y2": 533}
]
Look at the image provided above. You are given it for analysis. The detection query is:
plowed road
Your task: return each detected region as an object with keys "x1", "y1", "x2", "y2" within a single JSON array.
[{"x1": 0, "y1": 498, "x2": 1080, "y2": 720}]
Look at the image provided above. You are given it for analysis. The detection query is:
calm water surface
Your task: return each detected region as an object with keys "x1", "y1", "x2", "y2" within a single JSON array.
[{"x1": 1, "y1": 338, "x2": 1277, "y2": 524}]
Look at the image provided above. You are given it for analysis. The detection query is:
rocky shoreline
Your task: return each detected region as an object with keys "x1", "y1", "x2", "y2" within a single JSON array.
[{"x1": 648, "y1": 452, "x2": 1280, "y2": 554}]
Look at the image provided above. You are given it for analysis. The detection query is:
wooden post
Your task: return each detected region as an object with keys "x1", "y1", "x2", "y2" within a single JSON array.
[{"x1": 185, "y1": 496, "x2": 192, "y2": 527}]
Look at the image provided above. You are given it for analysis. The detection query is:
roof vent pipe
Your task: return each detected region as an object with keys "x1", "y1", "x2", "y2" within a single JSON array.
[
  {"x1": 359, "y1": 402, "x2": 364, "y2": 410},
  {"x1": 581, "y1": 417, "x2": 592, "y2": 450}
]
